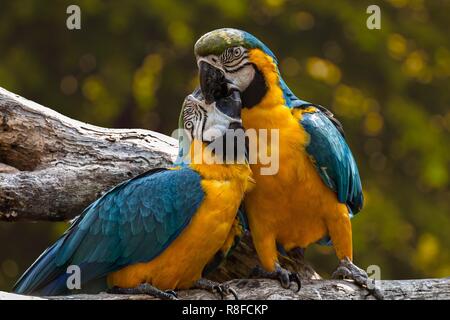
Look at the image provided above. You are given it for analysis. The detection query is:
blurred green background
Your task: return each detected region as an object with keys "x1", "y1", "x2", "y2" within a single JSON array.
[{"x1": 0, "y1": 0, "x2": 449, "y2": 291}]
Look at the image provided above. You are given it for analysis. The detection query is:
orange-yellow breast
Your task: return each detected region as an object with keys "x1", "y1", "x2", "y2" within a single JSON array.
[
  {"x1": 108, "y1": 151, "x2": 253, "y2": 290},
  {"x1": 243, "y1": 106, "x2": 339, "y2": 247},
  {"x1": 242, "y1": 49, "x2": 349, "y2": 269}
]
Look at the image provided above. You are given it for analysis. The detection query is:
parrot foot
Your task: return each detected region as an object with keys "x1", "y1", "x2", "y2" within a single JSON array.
[
  {"x1": 107, "y1": 283, "x2": 179, "y2": 300},
  {"x1": 332, "y1": 257, "x2": 384, "y2": 300},
  {"x1": 193, "y1": 278, "x2": 239, "y2": 300},
  {"x1": 250, "y1": 264, "x2": 301, "y2": 292}
]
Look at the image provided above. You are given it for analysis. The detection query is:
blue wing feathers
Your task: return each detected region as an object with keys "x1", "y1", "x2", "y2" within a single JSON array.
[
  {"x1": 300, "y1": 110, "x2": 364, "y2": 215},
  {"x1": 14, "y1": 167, "x2": 205, "y2": 295}
]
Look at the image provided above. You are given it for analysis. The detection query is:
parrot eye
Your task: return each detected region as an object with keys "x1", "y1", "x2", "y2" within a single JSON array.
[
  {"x1": 182, "y1": 101, "x2": 207, "y2": 140},
  {"x1": 218, "y1": 47, "x2": 249, "y2": 74},
  {"x1": 220, "y1": 47, "x2": 246, "y2": 65}
]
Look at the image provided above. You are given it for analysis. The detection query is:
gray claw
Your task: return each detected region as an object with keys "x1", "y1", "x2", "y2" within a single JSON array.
[
  {"x1": 107, "y1": 284, "x2": 179, "y2": 300},
  {"x1": 213, "y1": 283, "x2": 239, "y2": 300},
  {"x1": 164, "y1": 290, "x2": 178, "y2": 300},
  {"x1": 194, "y1": 278, "x2": 239, "y2": 300},
  {"x1": 228, "y1": 287, "x2": 239, "y2": 300},
  {"x1": 290, "y1": 272, "x2": 302, "y2": 292},
  {"x1": 332, "y1": 257, "x2": 384, "y2": 300},
  {"x1": 251, "y1": 264, "x2": 302, "y2": 292}
]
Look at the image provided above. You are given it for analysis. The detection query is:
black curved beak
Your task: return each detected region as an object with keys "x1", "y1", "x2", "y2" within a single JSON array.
[{"x1": 199, "y1": 61, "x2": 228, "y2": 104}]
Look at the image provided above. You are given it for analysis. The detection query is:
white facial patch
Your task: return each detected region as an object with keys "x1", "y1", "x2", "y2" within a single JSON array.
[
  {"x1": 226, "y1": 64, "x2": 255, "y2": 92},
  {"x1": 182, "y1": 94, "x2": 241, "y2": 143}
]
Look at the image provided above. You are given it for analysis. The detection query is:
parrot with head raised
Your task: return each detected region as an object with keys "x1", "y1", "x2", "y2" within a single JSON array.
[
  {"x1": 193, "y1": 28, "x2": 380, "y2": 298},
  {"x1": 13, "y1": 89, "x2": 253, "y2": 300}
]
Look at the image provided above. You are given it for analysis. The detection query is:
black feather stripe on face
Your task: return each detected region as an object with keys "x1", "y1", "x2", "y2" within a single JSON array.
[
  {"x1": 241, "y1": 66, "x2": 267, "y2": 109},
  {"x1": 224, "y1": 61, "x2": 252, "y2": 74},
  {"x1": 220, "y1": 47, "x2": 249, "y2": 72}
]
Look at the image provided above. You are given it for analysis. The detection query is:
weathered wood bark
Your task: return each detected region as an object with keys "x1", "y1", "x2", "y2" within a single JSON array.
[
  {"x1": 1, "y1": 278, "x2": 449, "y2": 300},
  {"x1": 1, "y1": 87, "x2": 448, "y2": 300},
  {"x1": 0, "y1": 87, "x2": 178, "y2": 221}
]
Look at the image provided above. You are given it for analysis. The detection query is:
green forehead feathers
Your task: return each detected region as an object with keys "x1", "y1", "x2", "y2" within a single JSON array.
[
  {"x1": 194, "y1": 28, "x2": 277, "y2": 63},
  {"x1": 194, "y1": 28, "x2": 246, "y2": 56}
]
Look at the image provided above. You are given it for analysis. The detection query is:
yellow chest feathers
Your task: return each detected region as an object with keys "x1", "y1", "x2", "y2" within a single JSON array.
[
  {"x1": 107, "y1": 158, "x2": 253, "y2": 290},
  {"x1": 242, "y1": 49, "x2": 342, "y2": 251}
]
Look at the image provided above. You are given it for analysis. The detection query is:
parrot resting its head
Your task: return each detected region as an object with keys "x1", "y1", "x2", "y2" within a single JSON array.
[
  {"x1": 14, "y1": 89, "x2": 253, "y2": 300},
  {"x1": 192, "y1": 28, "x2": 382, "y2": 299}
]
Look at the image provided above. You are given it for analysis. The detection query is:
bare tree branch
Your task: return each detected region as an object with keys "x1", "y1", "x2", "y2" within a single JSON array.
[
  {"x1": 1, "y1": 278, "x2": 449, "y2": 300},
  {"x1": 0, "y1": 87, "x2": 177, "y2": 221}
]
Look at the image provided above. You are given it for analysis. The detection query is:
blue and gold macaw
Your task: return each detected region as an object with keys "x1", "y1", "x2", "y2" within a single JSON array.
[
  {"x1": 13, "y1": 90, "x2": 253, "y2": 299},
  {"x1": 194, "y1": 28, "x2": 377, "y2": 295}
]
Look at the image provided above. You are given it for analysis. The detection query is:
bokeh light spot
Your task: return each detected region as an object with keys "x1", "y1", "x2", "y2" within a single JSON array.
[
  {"x1": 306, "y1": 57, "x2": 341, "y2": 85},
  {"x1": 60, "y1": 75, "x2": 78, "y2": 95},
  {"x1": 281, "y1": 57, "x2": 301, "y2": 77},
  {"x1": 2, "y1": 259, "x2": 18, "y2": 278},
  {"x1": 291, "y1": 11, "x2": 315, "y2": 31},
  {"x1": 79, "y1": 54, "x2": 97, "y2": 73},
  {"x1": 387, "y1": 33, "x2": 407, "y2": 60},
  {"x1": 364, "y1": 111, "x2": 384, "y2": 136}
]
